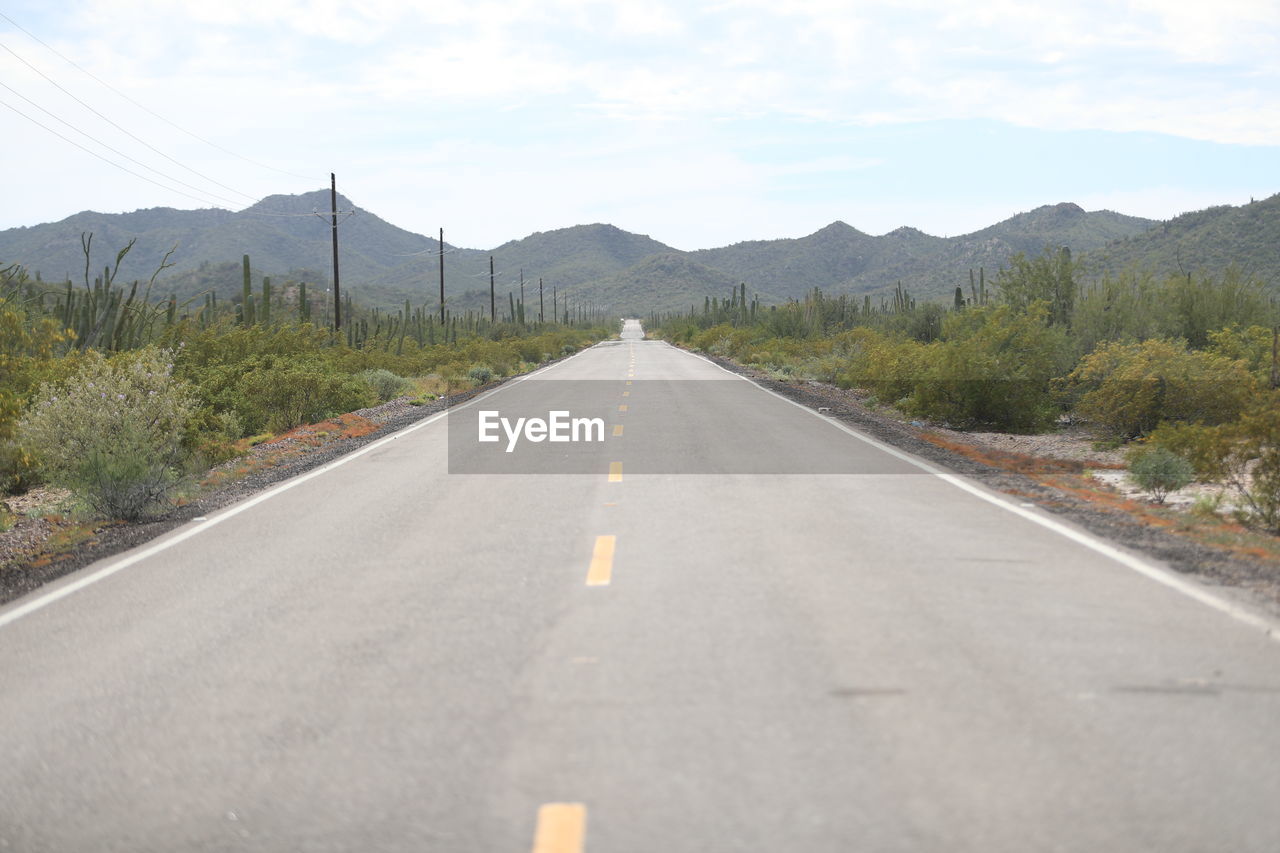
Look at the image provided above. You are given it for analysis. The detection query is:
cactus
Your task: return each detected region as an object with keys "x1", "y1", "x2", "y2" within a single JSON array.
[{"x1": 241, "y1": 255, "x2": 255, "y2": 325}]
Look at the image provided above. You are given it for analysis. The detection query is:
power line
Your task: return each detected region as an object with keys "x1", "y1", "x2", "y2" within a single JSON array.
[
  {"x1": 393, "y1": 245, "x2": 462, "y2": 257},
  {"x1": 0, "y1": 10, "x2": 313, "y2": 182},
  {"x1": 0, "y1": 79, "x2": 248, "y2": 208},
  {"x1": 1, "y1": 40, "x2": 262, "y2": 203},
  {"x1": 0, "y1": 95, "x2": 237, "y2": 207}
]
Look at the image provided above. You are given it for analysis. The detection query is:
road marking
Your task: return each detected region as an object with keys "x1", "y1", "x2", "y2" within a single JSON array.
[
  {"x1": 586, "y1": 536, "x2": 616, "y2": 586},
  {"x1": 603, "y1": 502, "x2": 618, "y2": 507},
  {"x1": 682, "y1": 344, "x2": 1280, "y2": 642},
  {"x1": 618, "y1": 404, "x2": 628, "y2": 412},
  {"x1": 608, "y1": 461, "x2": 623, "y2": 482},
  {"x1": 0, "y1": 343, "x2": 602, "y2": 631},
  {"x1": 626, "y1": 380, "x2": 632, "y2": 386},
  {"x1": 532, "y1": 803, "x2": 587, "y2": 853},
  {"x1": 612, "y1": 425, "x2": 624, "y2": 437},
  {"x1": 622, "y1": 391, "x2": 630, "y2": 397}
]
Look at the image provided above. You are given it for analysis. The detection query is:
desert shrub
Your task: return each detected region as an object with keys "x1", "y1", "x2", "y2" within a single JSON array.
[
  {"x1": 18, "y1": 348, "x2": 195, "y2": 519},
  {"x1": 1146, "y1": 422, "x2": 1235, "y2": 481},
  {"x1": 1127, "y1": 446, "x2": 1193, "y2": 503},
  {"x1": 467, "y1": 364, "x2": 494, "y2": 385},
  {"x1": 183, "y1": 408, "x2": 244, "y2": 465},
  {"x1": 837, "y1": 327, "x2": 928, "y2": 403},
  {"x1": 1064, "y1": 338, "x2": 1256, "y2": 437},
  {"x1": 1206, "y1": 324, "x2": 1277, "y2": 383},
  {"x1": 357, "y1": 368, "x2": 409, "y2": 402},
  {"x1": 0, "y1": 296, "x2": 78, "y2": 492},
  {"x1": 906, "y1": 303, "x2": 1071, "y2": 431},
  {"x1": 235, "y1": 360, "x2": 374, "y2": 433},
  {"x1": 1149, "y1": 395, "x2": 1280, "y2": 531},
  {"x1": 1071, "y1": 268, "x2": 1276, "y2": 354},
  {"x1": 997, "y1": 249, "x2": 1077, "y2": 326}
]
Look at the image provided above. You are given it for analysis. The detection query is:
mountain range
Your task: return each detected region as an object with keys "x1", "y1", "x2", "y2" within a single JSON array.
[{"x1": 2, "y1": 189, "x2": 1277, "y2": 314}]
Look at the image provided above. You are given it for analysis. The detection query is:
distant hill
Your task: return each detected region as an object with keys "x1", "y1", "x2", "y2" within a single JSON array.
[
  {"x1": 691, "y1": 203, "x2": 1156, "y2": 302},
  {"x1": 596, "y1": 253, "x2": 755, "y2": 315},
  {"x1": 12, "y1": 189, "x2": 1278, "y2": 315},
  {"x1": 1081, "y1": 193, "x2": 1280, "y2": 283},
  {"x1": 0, "y1": 190, "x2": 446, "y2": 305}
]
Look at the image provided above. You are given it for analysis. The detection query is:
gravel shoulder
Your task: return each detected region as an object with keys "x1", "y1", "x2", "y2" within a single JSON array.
[{"x1": 699, "y1": 352, "x2": 1280, "y2": 620}]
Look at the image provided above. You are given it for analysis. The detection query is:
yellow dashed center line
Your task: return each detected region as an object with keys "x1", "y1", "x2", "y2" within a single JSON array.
[
  {"x1": 622, "y1": 391, "x2": 630, "y2": 397},
  {"x1": 612, "y1": 424, "x2": 624, "y2": 437},
  {"x1": 608, "y1": 461, "x2": 623, "y2": 482},
  {"x1": 625, "y1": 380, "x2": 633, "y2": 386},
  {"x1": 532, "y1": 803, "x2": 587, "y2": 853},
  {"x1": 618, "y1": 404, "x2": 628, "y2": 412},
  {"x1": 586, "y1": 535, "x2": 616, "y2": 586}
]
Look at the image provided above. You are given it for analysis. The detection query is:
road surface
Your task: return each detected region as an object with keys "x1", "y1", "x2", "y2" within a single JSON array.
[{"x1": 1, "y1": 319, "x2": 1278, "y2": 852}]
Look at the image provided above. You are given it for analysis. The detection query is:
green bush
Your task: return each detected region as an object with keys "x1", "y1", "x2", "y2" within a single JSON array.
[
  {"x1": 236, "y1": 361, "x2": 374, "y2": 433},
  {"x1": 467, "y1": 364, "x2": 494, "y2": 385},
  {"x1": 838, "y1": 328, "x2": 928, "y2": 404},
  {"x1": 878, "y1": 303, "x2": 1071, "y2": 431},
  {"x1": 357, "y1": 368, "x2": 409, "y2": 402},
  {"x1": 1127, "y1": 447, "x2": 1193, "y2": 503},
  {"x1": 1149, "y1": 395, "x2": 1280, "y2": 531},
  {"x1": 1206, "y1": 324, "x2": 1277, "y2": 382},
  {"x1": 1064, "y1": 338, "x2": 1256, "y2": 437},
  {"x1": 18, "y1": 348, "x2": 195, "y2": 519},
  {"x1": 1, "y1": 296, "x2": 79, "y2": 492}
]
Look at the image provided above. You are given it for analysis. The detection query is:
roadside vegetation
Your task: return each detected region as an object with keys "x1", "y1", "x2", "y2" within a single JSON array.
[
  {"x1": 652, "y1": 250, "x2": 1280, "y2": 532},
  {"x1": 1, "y1": 241, "x2": 608, "y2": 522}
]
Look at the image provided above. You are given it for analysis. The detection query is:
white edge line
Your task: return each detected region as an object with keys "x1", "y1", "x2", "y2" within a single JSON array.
[
  {"x1": 671, "y1": 342, "x2": 1280, "y2": 642},
  {"x1": 0, "y1": 344, "x2": 600, "y2": 630}
]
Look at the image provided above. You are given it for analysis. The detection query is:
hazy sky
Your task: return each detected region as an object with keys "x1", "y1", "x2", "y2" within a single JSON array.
[{"x1": 2, "y1": 0, "x2": 1278, "y2": 250}]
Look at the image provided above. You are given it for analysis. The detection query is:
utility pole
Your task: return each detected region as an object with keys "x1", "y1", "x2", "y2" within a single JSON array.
[
  {"x1": 330, "y1": 172, "x2": 341, "y2": 330},
  {"x1": 438, "y1": 227, "x2": 445, "y2": 324},
  {"x1": 489, "y1": 256, "x2": 496, "y2": 322},
  {"x1": 553, "y1": 287, "x2": 558, "y2": 325},
  {"x1": 539, "y1": 277, "x2": 544, "y2": 323},
  {"x1": 519, "y1": 268, "x2": 525, "y2": 325}
]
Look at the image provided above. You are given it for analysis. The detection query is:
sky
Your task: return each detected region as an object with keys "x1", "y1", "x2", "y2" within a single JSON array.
[{"x1": 2, "y1": 0, "x2": 1279, "y2": 251}]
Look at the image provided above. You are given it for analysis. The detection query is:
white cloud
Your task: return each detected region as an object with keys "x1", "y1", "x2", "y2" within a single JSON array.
[{"x1": 4, "y1": 0, "x2": 1280, "y2": 244}]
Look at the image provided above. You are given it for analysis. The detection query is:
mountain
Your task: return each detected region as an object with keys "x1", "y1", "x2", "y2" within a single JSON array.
[
  {"x1": 594, "y1": 253, "x2": 752, "y2": 315},
  {"x1": 17, "y1": 189, "x2": 1279, "y2": 316},
  {"x1": 689, "y1": 204, "x2": 1155, "y2": 302},
  {"x1": 1081, "y1": 193, "x2": 1280, "y2": 283},
  {"x1": 0, "y1": 190, "x2": 446, "y2": 305}
]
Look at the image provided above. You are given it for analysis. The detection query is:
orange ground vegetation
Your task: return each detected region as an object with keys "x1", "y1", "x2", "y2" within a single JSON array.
[
  {"x1": 923, "y1": 430, "x2": 1280, "y2": 565},
  {"x1": 919, "y1": 432, "x2": 1125, "y2": 475}
]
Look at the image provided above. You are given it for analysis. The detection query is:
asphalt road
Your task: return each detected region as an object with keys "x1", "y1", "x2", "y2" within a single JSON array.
[{"x1": 2, "y1": 319, "x2": 1279, "y2": 852}]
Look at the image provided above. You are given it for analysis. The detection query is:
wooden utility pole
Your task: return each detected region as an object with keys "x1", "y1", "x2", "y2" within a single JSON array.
[
  {"x1": 489, "y1": 256, "x2": 496, "y2": 322},
  {"x1": 539, "y1": 277, "x2": 544, "y2": 323},
  {"x1": 330, "y1": 172, "x2": 341, "y2": 330},
  {"x1": 438, "y1": 227, "x2": 445, "y2": 324}
]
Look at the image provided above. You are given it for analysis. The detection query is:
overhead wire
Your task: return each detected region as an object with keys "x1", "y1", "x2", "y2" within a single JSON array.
[
  {"x1": 0, "y1": 41, "x2": 267, "y2": 204},
  {"x1": 393, "y1": 245, "x2": 462, "y2": 257},
  {"x1": 0, "y1": 10, "x2": 313, "y2": 182},
  {"x1": 0, "y1": 95, "x2": 239, "y2": 207},
  {"x1": 0, "y1": 79, "x2": 248, "y2": 208}
]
